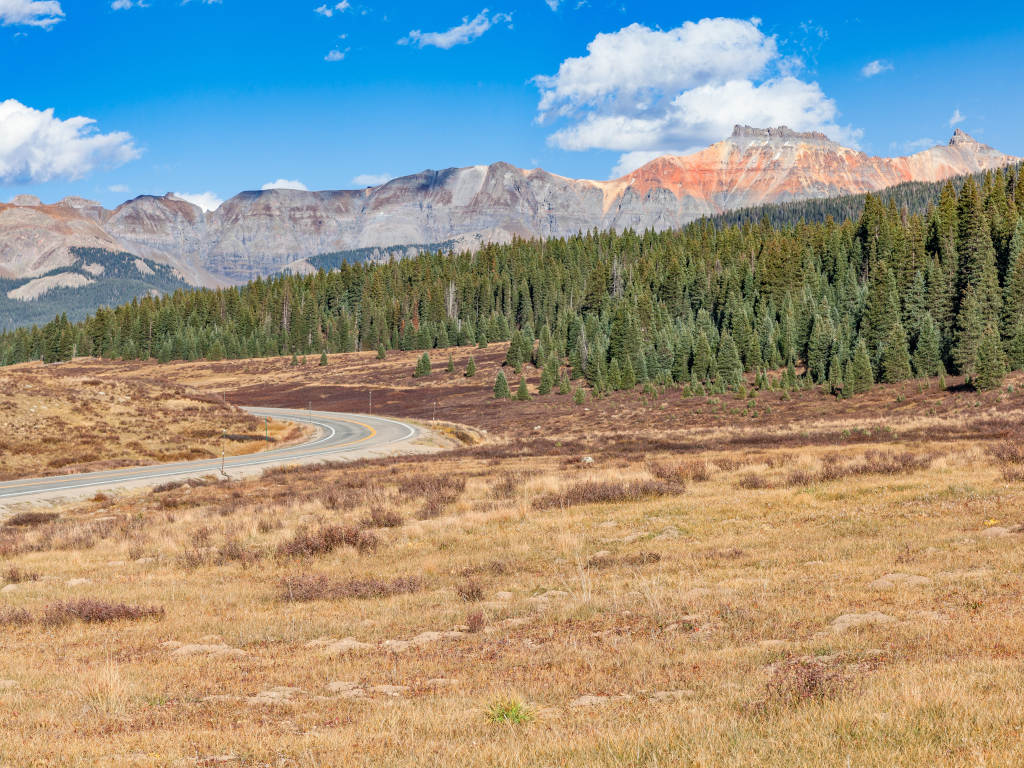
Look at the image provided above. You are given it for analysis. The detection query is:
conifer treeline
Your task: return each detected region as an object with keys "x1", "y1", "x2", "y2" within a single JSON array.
[{"x1": 3, "y1": 171, "x2": 1023, "y2": 394}]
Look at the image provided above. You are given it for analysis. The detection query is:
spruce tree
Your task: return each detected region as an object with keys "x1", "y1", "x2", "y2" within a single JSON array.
[
  {"x1": 1002, "y1": 217, "x2": 1024, "y2": 340},
  {"x1": 558, "y1": 370, "x2": 571, "y2": 394},
  {"x1": 539, "y1": 356, "x2": 557, "y2": 395},
  {"x1": 446, "y1": 352, "x2": 454, "y2": 373},
  {"x1": 319, "y1": 350, "x2": 328, "y2": 366},
  {"x1": 493, "y1": 371, "x2": 511, "y2": 399},
  {"x1": 848, "y1": 338, "x2": 874, "y2": 395},
  {"x1": 1005, "y1": 316, "x2": 1024, "y2": 371},
  {"x1": 465, "y1": 356, "x2": 476, "y2": 377},
  {"x1": 912, "y1": 314, "x2": 943, "y2": 378},
  {"x1": 692, "y1": 331, "x2": 712, "y2": 381},
  {"x1": 414, "y1": 352, "x2": 431, "y2": 378},
  {"x1": 715, "y1": 331, "x2": 743, "y2": 389},
  {"x1": 377, "y1": 344, "x2": 386, "y2": 360},
  {"x1": 974, "y1": 326, "x2": 1007, "y2": 391},
  {"x1": 476, "y1": 326, "x2": 488, "y2": 349},
  {"x1": 505, "y1": 331, "x2": 523, "y2": 369},
  {"x1": 607, "y1": 358, "x2": 623, "y2": 391},
  {"x1": 880, "y1": 322, "x2": 913, "y2": 383},
  {"x1": 572, "y1": 386, "x2": 585, "y2": 405},
  {"x1": 953, "y1": 285, "x2": 985, "y2": 376},
  {"x1": 862, "y1": 260, "x2": 900, "y2": 370},
  {"x1": 290, "y1": 352, "x2": 299, "y2": 367},
  {"x1": 516, "y1": 377, "x2": 531, "y2": 401}
]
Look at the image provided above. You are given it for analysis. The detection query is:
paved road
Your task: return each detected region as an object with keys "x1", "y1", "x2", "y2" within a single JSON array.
[{"x1": 0, "y1": 408, "x2": 426, "y2": 505}]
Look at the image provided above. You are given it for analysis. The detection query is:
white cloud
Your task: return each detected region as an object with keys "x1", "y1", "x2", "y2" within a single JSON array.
[
  {"x1": 111, "y1": 0, "x2": 147, "y2": 9},
  {"x1": 950, "y1": 108, "x2": 966, "y2": 127},
  {"x1": 860, "y1": 59, "x2": 892, "y2": 78},
  {"x1": 171, "y1": 191, "x2": 222, "y2": 211},
  {"x1": 261, "y1": 178, "x2": 308, "y2": 191},
  {"x1": 315, "y1": 1, "x2": 349, "y2": 17},
  {"x1": 0, "y1": 0, "x2": 64, "y2": 27},
  {"x1": 0, "y1": 99, "x2": 140, "y2": 185},
  {"x1": 399, "y1": 9, "x2": 512, "y2": 49},
  {"x1": 544, "y1": 0, "x2": 559, "y2": 9},
  {"x1": 352, "y1": 173, "x2": 391, "y2": 187},
  {"x1": 324, "y1": 48, "x2": 347, "y2": 61},
  {"x1": 534, "y1": 18, "x2": 857, "y2": 174}
]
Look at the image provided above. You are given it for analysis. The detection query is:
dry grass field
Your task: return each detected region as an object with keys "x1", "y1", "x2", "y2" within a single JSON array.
[
  {"x1": 2, "y1": 348, "x2": 1024, "y2": 766},
  {"x1": 0, "y1": 364, "x2": 306, "y2": 481}
]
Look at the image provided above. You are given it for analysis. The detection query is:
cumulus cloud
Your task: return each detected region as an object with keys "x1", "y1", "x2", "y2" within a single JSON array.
[
  {"x1": 315, "y1": 1, "x2": 348, "y2": 17},
  {"x1": 544, "y1": 0, "x2": 559, "y2": 9},
  {"x1": 534, "y1": 18, "x2": 857, "y2": 176},
  {"x1": 0, "y1": 99, "x2": 140, "y2": 185},
  {"x1": 352, "y1": 173, "x2": 391, "y2": 187},
  {"x1": 261, "y1": 178, "x2": 308, "y2": 191},
  {"x1": 399, "y1": 9, "x2": 512, "y2": 49},
  {"x1": 0, "y1": 0, "x2": 64, "y2": 27},
  {"x1": 861, "y1": 59, "x2": 892, "y2": 78},
  {"x1": 111, "y1": 0, "x2": 148, "y2": 9},
  {"x1": 950, "y1": 108, "x2": 966, "y2": 127},
  {"x1": 324, "y1": 48, "x2": 347, "y2": 61},
  {"x1": 170, "y1": 191, "x2": 223, "y2": 211}
]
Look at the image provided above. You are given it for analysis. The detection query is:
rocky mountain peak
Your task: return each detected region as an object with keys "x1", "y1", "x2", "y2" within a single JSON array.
[
  {"x1": 8, "y1": 194, "x2": 42, "y2": 207},
  {"x1": 949, "y1": 128, "x2": 981, "y2": 147},
  {"x1": 730, "y1": 125, "x2": 835, "y2": 143}
]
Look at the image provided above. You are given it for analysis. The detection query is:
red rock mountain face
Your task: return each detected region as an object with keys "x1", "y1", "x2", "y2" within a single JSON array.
[{"x1": 1, "y1": 127, "x2": 1018, "y2": 286}]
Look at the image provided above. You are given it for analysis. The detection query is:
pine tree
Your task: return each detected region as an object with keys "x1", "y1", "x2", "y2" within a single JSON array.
[
  {"x1": 505, "y1": 331, "x2": 523, "y2": 369},
  {"x1": 539, "y1": 356, "x2": 557, "y2": 395},
  {"x1": 465, "y1": 355, "x2": 477, "y2": 377},
  {"x1": 912, "y1": 314, "x2": 943, "y2": 378},
  {"x1": 848, "y1": 338, "x2": 874, "y2": 395},
  {"x1": 476, "y1": 326, "x2": 488, "y2": 348},
  {"x1": 715, "y1": 331, "x2": 743, "y2": 389},
  {"x1": 493, "y1": 371, "x2": 511, "y2": 399},
  {"x1": 607, "y1": 358, "x2": 623, "y2": 391},
  {"x1": 691, "y1": 331, "x2": 712, "y2": 381},
  {"x1": 557, "y1": 369, "x2": 571, "y2": 394},
  {"x1": 861, "y1": 260, "x2": 900, "y2": 370},
  {"x1": 319, "y1": 350, "x2": 328, "y2": 366},
  {"x1": 414, "y1": 352, "x2": 432, "y2": 378},
  {"x1": 807, "y1": 314, "x2": 835, "y2": 383},
  {"x1": 1005, "y1": 316, "x2": 1024, "y2": 371},
  {"x1": 1002, "y1": 217, "x2": 1024, "y2": 340},
  {"x1": 572, "y1": 386, "x2": 585, "y2": 404},
  {"x1": 290, "y1": 352, "x2": 299, "y2": 367},
  {"x1": 880, "y1": 322, "x2": 912, "y2": 383},
  {"x1": 377, "y1": 344, "x2": 386, "y2": 360},
  {"x1": 974, "y1": 326, "x2": 1007, "y2": 391},
  {"x1": 953, "y1": 285, "x2": 986, "y2": 376},
  {"x1": 446, "y1": 352, "x2": 454, "y2": 373},
  {"x1": 516, "y1": 377, "x2": 531, "y2": 401}
]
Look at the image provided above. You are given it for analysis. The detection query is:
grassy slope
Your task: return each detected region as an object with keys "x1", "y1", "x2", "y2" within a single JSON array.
[{"x1": 0, "y1": 351, "x2": 1023, "y2": 765}]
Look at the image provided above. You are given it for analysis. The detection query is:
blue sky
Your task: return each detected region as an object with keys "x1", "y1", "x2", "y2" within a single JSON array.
[{"x1": 2, "y1": 0, "x2": 1022, "y2": 209}]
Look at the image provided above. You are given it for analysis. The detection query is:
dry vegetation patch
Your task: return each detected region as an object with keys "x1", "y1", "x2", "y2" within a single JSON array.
[{"x1": 4, "y1": 356, "x2": 1024, "y2": 764}]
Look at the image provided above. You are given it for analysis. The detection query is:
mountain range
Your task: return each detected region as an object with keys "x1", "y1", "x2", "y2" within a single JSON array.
[{"x1": 0, "y1": 126, "x2": 1018, "y2": 311}]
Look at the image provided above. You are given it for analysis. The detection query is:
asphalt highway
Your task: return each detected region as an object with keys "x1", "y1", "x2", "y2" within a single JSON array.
[{"x1": 0, "y1": 407, "x2": 423, "y2": 504}]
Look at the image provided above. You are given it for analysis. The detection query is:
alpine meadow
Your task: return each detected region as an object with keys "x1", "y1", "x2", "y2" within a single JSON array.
[{"x1": 4, "y1": 3, "x2": 1024, "y2": 766}]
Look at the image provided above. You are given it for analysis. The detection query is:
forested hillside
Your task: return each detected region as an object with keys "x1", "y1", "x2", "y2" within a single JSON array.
[
  {"x1": 0, "y1": 248, "x2": 192, "y2": 332},
  {"x1": 3, "y1": 170, "x2": 1023, "y2": 396}
]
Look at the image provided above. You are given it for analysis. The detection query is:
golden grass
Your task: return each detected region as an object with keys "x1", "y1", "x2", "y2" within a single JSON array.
[
  {"x1": 2, "y1": 428, "x2": 1024, "y2": 765},
  {"x1": 0, "y1": 363, "x2": 305, "y2": 481}
]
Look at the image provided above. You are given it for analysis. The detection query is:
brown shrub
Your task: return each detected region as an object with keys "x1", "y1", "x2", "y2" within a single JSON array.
[
  {"x1": 41, "y1": 599, "x2": 164, "y2": 626},
  {"x1": 533, "y1": 479, "x2": 679, "y2": 510},
  {"x1": 4, "y1": 566, "x2": 39, "y2": 584},
  {"x1": 0, "y1": 607, "x2": 32, "y2": 626},
  {"x1": 737, "y1": 472, "x2": 773, "y2": 490},
  {"x1": 1003, "y1": 467, "x2": 1024, "y2": 482},
  {"x1": 491, "y1": 471, "x2": 527, "y2": 499},
  {"x1": 3, "y1": 511, "x2": 58, "y2": 528},
  {"x1": 276, "y1": 525, "x2": 377, "y2": 558},
  {"x1": 646, "y1": 461, "x2": 690, "y2": 490},
  {"x1": 456, "y1": 580, "x2": 485, "y2": 602},
  {"x1": 363, "y1": 507, "x2": 404, "y2": 528},
  {"x1": 990, "y1": 440, "x2": 1024, "y2": 466},
  {"x1": 763, "y1": 657, "x2": 845, "y2": 706},
  {"x1": 466, "y1": 609, "x2": 486, "y2": 633},
  {"x1": 280, "y1": 574, "x2": 422, "y2": 602}
]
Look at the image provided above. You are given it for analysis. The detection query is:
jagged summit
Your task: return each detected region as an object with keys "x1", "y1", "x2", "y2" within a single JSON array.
[
  {"x1": 950, "y1": 128, "x2": 983, "y2": 147},
  {"x1": 730, "y1": 125, "x2": 835, "y2": 143}
]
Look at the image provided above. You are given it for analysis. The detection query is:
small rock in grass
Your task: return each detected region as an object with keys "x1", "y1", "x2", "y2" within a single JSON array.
[
  {"x1": 827, "y1": 612, "x2": 896, "y2": 634},
  {"x1": 869, "y1": 573, "x2": 932, "y2": 590}
]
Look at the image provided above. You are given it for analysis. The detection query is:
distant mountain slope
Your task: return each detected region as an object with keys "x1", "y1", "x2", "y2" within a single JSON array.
[
  {"x1": 0, "y1": 248, "x2": 192, "y2": 331},
  {"x1": 0, "y1": 127, "x2": 1018, "y2": 289}
]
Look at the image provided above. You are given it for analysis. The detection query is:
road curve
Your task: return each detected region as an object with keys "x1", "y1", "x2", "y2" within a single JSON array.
[{"x1": 0, "y1": 408, "x2": 428, "y2": 505}]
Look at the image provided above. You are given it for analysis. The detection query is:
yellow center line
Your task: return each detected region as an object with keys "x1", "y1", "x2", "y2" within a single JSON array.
[{"x1": 0, "y1": 413, "x2": 380, "y2": 493}]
